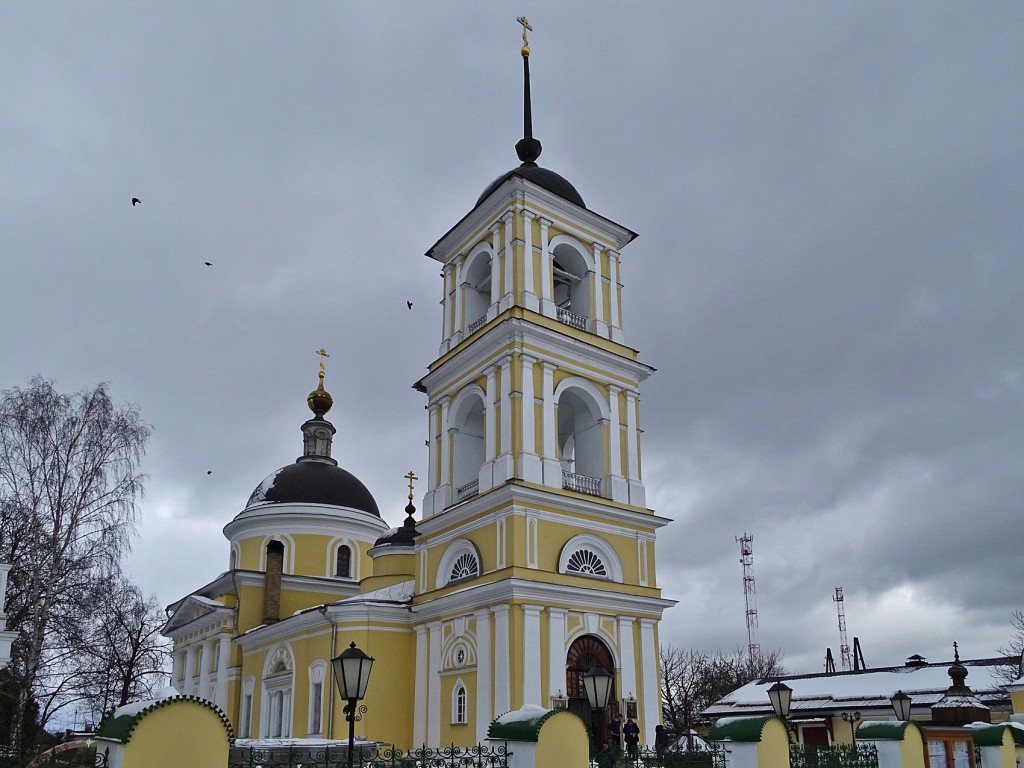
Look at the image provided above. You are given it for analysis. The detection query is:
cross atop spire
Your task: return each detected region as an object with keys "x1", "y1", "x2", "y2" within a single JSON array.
[
  {"x1": 515, "y1": 16, "x2": 542, "y2": 165},
  {"x1": 517, "y1": 16, "x2": 532, "y2": 57}
]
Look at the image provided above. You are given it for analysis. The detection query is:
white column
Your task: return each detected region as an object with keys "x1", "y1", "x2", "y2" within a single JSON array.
[
  {"x1": 197, "y1": 639, "x2": 211, "y2": 700},
  {"x1": 214, "y1": 634, "x2": 231, "y2": 711},
  {"x1": 518, "y1": 353, "x2": 542, "y2": 483},
  {"x1": 522, "y1": 606, "x2": 542, "y2": 706},
  {"x1": 487, "y1": 225, "x2": 501, "y2": 319},
  {"x1": 606, "y1": 385, "x2": 628, "y2": 502},
  {"x1": 547, "y1": 608, "x2": 567, "y2": 701},
  {"x1": 617, "y1": 617, "x2": 637, "y2": 707},
  {"x1": 441, "y1": 262, "x2": 455, "y2": 354},
  {"x1": 492, "y1": 606, "x2": 511, "y2": 714},
  {"x1": 414, "y1": 626, "x2": 428, "y2": 746},
  {"x1": 541, "y1": 363, "x2": 561, "y2": 487},
  {"x1": 171, "y1": 648, "x2": 183, "y2": 688},
  {"x1": 639, "y1": 619, "x2": 659, "y2": 747},
  {"x1": 479, "y1": 366, "x2": 497, "y2": 493},
  {"x1": 539, "y1": 217, "x2": 555, "y2": 317},
  {"x1": 423, "y1": 404, "x2": 440, "y2": 517},
  {"x1": 493, "y1": 355, "x2": 514, "y2": 484},
  {"x1": 427, "y1": 622, "x2": 443, "y2": 746},
  {"x1": 624, "y1": 390, "x2": 646, "y2": 507},
  {"x1": 500, "y1": 211, "x2": 514, "y2": 311},
  {"x1": 608, "y1": 250, "x2": 624, "y2": 343},
  {"x1": 522, "y1": 210, "x2": 538, "y2": 312},
  {"x1": 184, "y1": 645, "x2": 196, "y2": 695},
  {"x1": 437, "y1": 397, "x2": 452, "y2": 510},
  {"x1": 475, "y1": 609, "x2": 493, "y2": 743},
  {"x1": 592, "y1": 241, "x2": 608, "y2": 336}
]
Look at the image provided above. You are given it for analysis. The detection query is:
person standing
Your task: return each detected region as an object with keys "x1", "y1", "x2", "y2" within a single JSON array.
[
  {"x1": 655, "y1": 723, "x2": 670, "y2": 754},
  {"x1": 609, "y1": 713, "x2": 623, "y2": 751},
  {"x1": 623, "y1": 718, "x2": 640, "y2": 757}
]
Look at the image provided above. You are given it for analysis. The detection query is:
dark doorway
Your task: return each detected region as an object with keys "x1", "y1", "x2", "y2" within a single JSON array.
[{"x1": 565, "y1": 635, "x2": 616, "y2": 746}]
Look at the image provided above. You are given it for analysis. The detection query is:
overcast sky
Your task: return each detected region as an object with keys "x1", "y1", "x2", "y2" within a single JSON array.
[{"x1": 3, "y1": 2, "x2": 1022, "y2": 677}]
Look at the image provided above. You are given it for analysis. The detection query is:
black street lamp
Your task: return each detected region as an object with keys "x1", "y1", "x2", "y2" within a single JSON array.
[
  {"x1": 582, "y1": 666, "x2": 614, "y2": 749},
  {"x1": 840, "y1": 711, "x2": 861, "y2": 744},
  {"x1": 890, "y1": 690, "x2": 912, "y2": 722},
  {"x1": 332, "y1": 642, "x2": 374, "y2": 768},
  {"x1": 767, "y1": 681, "x2": 793, "y2": 720}
]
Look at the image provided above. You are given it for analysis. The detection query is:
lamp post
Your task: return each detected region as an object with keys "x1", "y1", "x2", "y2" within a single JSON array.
[
  {"x1": 582, "y1": 666, "x2": 614, "y2": 750},
  {"x1": 332, "y1": 642, "x2": 374, "y2": 768},
  {"x1": 767, "y1": 681, "x2": 792, "y2": 719},
  {"x1": 840, "y1": 711, "x2": 861, "y2": 744},
  {"x1": 890, "y1": 690, "x2": 912, "y2": 722}
]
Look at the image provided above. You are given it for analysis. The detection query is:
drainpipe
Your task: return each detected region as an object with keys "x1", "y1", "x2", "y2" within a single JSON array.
[{"x1": 320, "y1": 606, "x2": 339, "y2": 739}]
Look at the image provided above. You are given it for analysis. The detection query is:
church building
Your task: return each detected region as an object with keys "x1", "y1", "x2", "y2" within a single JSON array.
[{"x1": 162, "y1": 23, "x2": 675, "y2": 750}]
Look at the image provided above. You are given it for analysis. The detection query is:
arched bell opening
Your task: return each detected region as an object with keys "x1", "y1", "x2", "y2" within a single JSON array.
[
  {"x1": 450, "y1": 389, "x2": 486, "y2": 502},
  {"x1": 463, "y1": 250, "x2": 493, "y2": 335},
  {"x1": 556, "y1": 388, "x2": 604, "y2": 496},
  {"x1": 552, "y1": 243, "x2": 591, "y2": 331}
]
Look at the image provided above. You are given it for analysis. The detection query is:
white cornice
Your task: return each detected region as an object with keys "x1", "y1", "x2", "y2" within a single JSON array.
[
  {"x1": 411, "y1": 577, "x2": 675, "y2": 623},
  {"x1": 224, "y1": 503, "x2": 389, "y2": 542}
]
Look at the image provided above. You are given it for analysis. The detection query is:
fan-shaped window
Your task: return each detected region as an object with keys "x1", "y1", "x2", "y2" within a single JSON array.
[
  {"x1": 558, "y1": 534, "x2": 623, "y2": 582},
  {"x1": 437, "y1": 539, "x2": 483, "y2": 588},
  {"x1": 450, "y1": 553, "x2": 479, "y2": 582},
  {"x1": 566, "y1": 549, "x2": 607, "y2": 577},
  {"x1": 336, "y1": 545, "x2": 352, "y2": 578}
]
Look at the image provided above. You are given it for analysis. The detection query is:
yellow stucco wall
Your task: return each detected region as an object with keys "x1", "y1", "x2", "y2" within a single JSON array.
[
  {"x1": 118, "y1": 701, "x2": 230, "y2": 768},
  {"x1": 756, "y1": 718, "x2": 793, "y2": 767},
  {"x1": 536, "y1": 711, "x2": 590, "y2": 768},
  {"x1": 899, "y1": 723, "x2": 927, "y2": 768}
]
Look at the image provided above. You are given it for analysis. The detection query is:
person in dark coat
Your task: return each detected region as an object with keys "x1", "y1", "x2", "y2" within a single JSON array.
[
  {"x1": 623, "y1": 718, "x2": 640, "y2": 756},
  {"x1": 609, "y1": 713, "x2": 623, "y2": 751},
  {"x1": 595, "y1": 742, "x2": 615, "y2": 768},
  {"x1": 655, "y1": 723, "x2": 670, "y2": 753}
]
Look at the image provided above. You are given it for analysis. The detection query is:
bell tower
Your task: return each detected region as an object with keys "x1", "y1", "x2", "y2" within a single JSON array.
[{"x1": 409, "y1": 20, "x2": 672, "y2": 747}]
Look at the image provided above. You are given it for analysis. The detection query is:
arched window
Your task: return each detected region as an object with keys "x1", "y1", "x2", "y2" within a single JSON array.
[
  {"x1": 262, "y1": 646, "x2": 294, "y2": 739},
  {"x1": 336, "y1": 545, "x2": 352, "y2": 578},
  {"x1": 308, "y1": 662, "x2": 327, "y2": 736},
  {"x1": 452, "y1": 679, "x2": 468, "y2": 724},
  {"x1": 437, "y1": 540, "x2": 482, "y2": 588},
  {"x1": 240, "y1": 677, "x2": 255, "y2": 738},
  {"x1": 450, "y1": 387, "x2": 486, "y2": 502},
  {"x1": 566, "y1": 548, "x2": 607, "y2": 577}
]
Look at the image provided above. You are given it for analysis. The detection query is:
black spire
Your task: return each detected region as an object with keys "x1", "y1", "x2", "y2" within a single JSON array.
[{"x1": 515, "y1": 17, "x2": 542, "y2": 166}]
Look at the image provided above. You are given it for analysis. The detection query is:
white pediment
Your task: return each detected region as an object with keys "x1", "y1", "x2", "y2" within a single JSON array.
[{"x1": 162, "y1": 594, "x2": 233, "y2": 636}]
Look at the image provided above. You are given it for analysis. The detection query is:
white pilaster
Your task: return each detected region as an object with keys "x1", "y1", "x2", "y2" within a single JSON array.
[
  {"x1": 427, "y1": 622, "x2": 443, "y2": 746},
  {"x1": 215, "y1": 633, "x2": 231, "y2": 711},
  {"x1": 624, "y1": 390, "x2": 646, "y2": 507},
  {"x1": 500, "y1": 211, "x2": 514, "y2": 311},
  {"x1": 488, "y1": 224, "x2": 501, "y2": 318},
  {"x1": 592, "y1": 241, "x2": 608, "y2": 337},
  {"x1": 436, "y1": 397, "x2": 452, "y2": 512},
  {"x1": 492, "y1": 606, "x2": 511, "y2": 715},
  {"x1": 522, "y1": 210, "x2": 538, "y2": 312},
  {"x1": 414, "y1": 625, "x2": 428, "y2": 746},
  {"x1": 540, "y1": 362, "x2": 561, "y2": 487},
  {"x1": 606, "y1": 385, "x2": 628, "y2": 502},
  {"x1": 617, "y1": 617, "x2": 637, "y2": 708},
  {"x1": 609, "y1": 250, "x2": 624, "y2": 343},
  {"x1": 518, "y1": 354, "x2": 542, "y2": 483},
  {"x1": 479, "y1": 366, "x2": 497, "y2": 493},
  {"x1": 539, "y1": 217, "x2": 555, "y2": 317},
  {"x1": 547, "y1": 608, "x2": 567, "y2": 700},
  {"x1": 639, "y1": 619, "x2": 659, "y2": 747},
  {"x1": 441, "y1": 262, "x2": 455, "y2": 354},
  {"x1": 171, "y1": 648, "x2": 183, "y2": 688},
  {"x1": 493, "y1": 355, "x2": 514, "y2": 484},
  {"x1": 522, "y1": 606, "x2": 543, "y2": 706},
  {"x1": 475, "y1": 609, "x2": 493, "y2": 743}
]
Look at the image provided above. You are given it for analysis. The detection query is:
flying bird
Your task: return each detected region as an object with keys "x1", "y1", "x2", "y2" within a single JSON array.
[
  {"x1": 204, "y1": 262, "x2": 213, "y2": 267},
  {"x1": 407, "y1": 301, "x2": 413, "y2": 310},
  {"x1": 131, "y1": 197, "x2": 141, "y2": 206},
  {"x1": 206, "y1": 470, "x2": 213, "y2": 475}
]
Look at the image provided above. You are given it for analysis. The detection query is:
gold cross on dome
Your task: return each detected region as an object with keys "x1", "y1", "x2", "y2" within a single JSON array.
[
  {"x1": 405, "y1": 470, "x2": 418, "y2": 501},
  {"x1": 517, "y1": 16, "x2": 532, "y2": 53},
  {"x1": 315, "y1": 347, "x2": 330, "y2": 374}
]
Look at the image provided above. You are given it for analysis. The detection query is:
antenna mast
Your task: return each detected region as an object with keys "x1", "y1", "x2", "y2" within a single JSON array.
[
  {"x1": 737, "y1": 533, "x2": 760, "y2": 661},
  {"x1": 834, "y1": 587, "x2": 852, "y2": 671}
]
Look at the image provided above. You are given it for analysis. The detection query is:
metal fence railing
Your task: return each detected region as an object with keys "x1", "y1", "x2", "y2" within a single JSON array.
[
  {"x1": 229, "y1": 743, "x2": 511, "y2": 768},
  {"x1": 789, "y1": 743, "x2": 879, "y2": 768}
]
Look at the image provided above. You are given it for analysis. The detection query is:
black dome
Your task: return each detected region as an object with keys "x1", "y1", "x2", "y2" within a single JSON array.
[
  {"x1": 246, "y1": 462, "x2": 380, "y2": 516},
  {"x1": 476, "y1": 165, "x2": 585, "y2": 209}
]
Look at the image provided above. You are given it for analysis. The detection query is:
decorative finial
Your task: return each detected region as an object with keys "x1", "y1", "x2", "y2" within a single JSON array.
[
  {"x1": 403, "y1": 470, "x2": 418, "y2": 521},
  {"x1": 953, "y1": 641, "x2": 960, "y2": 663},
  {"x1": 517, "y1": 16, "x2": 532, "y2": 57},
  {"x1": 307, "y1": 348, "x2": 334, "y2": 418},
  {"x1": 405, "y1": 470, "x2": 418, "y2": 502},
  {"x1": 515, "y1": 16, "x2": 542, "y2": 166}
]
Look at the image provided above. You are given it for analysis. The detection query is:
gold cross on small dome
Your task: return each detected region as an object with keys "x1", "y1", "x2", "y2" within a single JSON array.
[
  {"x1": 405, "y1": 470, "x2": 418, "y2": 502},
  {"x1": 517, "y1": 16, "x2": 532, "y2": 56}
]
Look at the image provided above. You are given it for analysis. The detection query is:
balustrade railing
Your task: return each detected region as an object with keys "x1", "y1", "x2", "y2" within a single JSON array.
[
  {"x1": 456, "y1": 479, "x2": 479, "y2": 501},
  {"x1": 468, "y1": 315, "x2": 487, "y2": 335},
  {"x1": 557, "y1": 308, "x2": 587, "y2": 331},
  {"x1": 562, "y1": 470, "x2": 601, "y2": 496}
]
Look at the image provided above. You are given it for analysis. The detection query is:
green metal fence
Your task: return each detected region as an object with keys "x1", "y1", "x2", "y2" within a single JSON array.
[
  {"x1": 789, "y1": 743, "x2": 879, "y2": 768},
  {"x1": 228, "y1": 743, "x2": 510, "y2": 768},
  {"x1": 0, "y1": 745, "x2": 109, "y2": 768},
  {"x1": 595, "y1": 745, "x2": 729, "y2": 768}
]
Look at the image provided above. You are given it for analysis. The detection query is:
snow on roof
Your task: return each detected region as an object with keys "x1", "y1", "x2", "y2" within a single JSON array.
[
  {"x1": 110, "y1": 686, "x2": 180, "y2": 719},
  {"x1": 341, "y1": 579, "x2": 415, "y2": 604},
  {"x1": 495, "y1": 704, "x2": 550, "y2": 724}
]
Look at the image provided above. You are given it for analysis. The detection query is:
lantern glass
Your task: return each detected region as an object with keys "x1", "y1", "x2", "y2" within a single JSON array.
[
  {"x1": 767, "y1": 681, "x2": 793, "y2": 719},
  {"x1": 332, "y1": 642, "x2": 374, "y2": 701},
  {"x1": 582, "y1": 666, "x2": 613, "y2": 710},
  {"x1": 891, "y1": 690, "x2": 912, "y2": 721}
]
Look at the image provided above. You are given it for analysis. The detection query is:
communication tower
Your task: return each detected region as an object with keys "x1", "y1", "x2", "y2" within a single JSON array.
[
  {"x1": 737, "y1": 533, "x2": 759, "y2": 661},
  {"x1": 834, "y1": 586, "x2": 852, "y2": 670}
]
